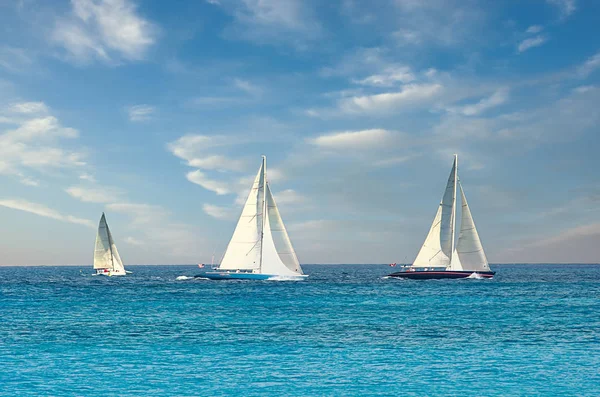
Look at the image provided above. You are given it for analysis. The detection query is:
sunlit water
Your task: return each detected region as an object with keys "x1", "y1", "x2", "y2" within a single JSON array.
[{"x1": 1, "y1": 264, "x2": 599, "y2": 396}]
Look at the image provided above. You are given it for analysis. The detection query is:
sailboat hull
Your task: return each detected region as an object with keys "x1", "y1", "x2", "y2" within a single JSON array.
[
  {"x1": 388, "y1": 270, "x2": 495, "y2": 280},
  {"x1": 197, "y1": 271, "x2": 308, "y2": 281},
  {"x1": 94, "y1": 269, "x2": 126, "y2": 277}
]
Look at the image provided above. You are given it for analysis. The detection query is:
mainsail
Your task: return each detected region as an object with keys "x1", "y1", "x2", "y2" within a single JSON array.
[
  {"x1": 219, "y1": 161, "x2": 264, "y2": 271},
  {"x1": 94, "y1": 213, "x2": 125, "y2": 273},
  {"x1": 219, "y1": 156, "x2": 303, "y2": 276},
  {"x1": 412, "y1": 156, "x2": 457, "y2": 268}
]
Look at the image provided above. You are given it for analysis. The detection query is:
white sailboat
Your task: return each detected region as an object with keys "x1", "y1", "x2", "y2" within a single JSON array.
[
  {"x1": 93, "y1": 213, "x2": 127, "y2": 276},
  {"x1": 389, "y1": 155, "x2": 495, "y2": 279},
  {"x1": 201, "y1": 156, "x2": 307, "y2": 280}
]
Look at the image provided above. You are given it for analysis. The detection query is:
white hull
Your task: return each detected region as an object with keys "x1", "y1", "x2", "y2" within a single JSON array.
[
  {"x1": 199, "y1": 270, "x2": 308, "y2": 281},
  {"x1": 94, "y1": 269, "x2": 126, "y2": 277}
]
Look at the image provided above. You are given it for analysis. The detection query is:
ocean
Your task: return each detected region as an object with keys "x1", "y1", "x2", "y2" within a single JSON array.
[{"x1": 1, "y1": 264, "x2": 599, "y2": 396}]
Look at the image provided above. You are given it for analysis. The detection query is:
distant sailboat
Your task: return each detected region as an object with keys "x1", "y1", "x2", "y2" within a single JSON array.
[
  {"x1": 389, "y1": 155, "x2": 495, "y2": 279},
  {"x1": 201, "y1": 156, "x2": 307, "y2": 280},
  {"x1": 93, "y1": 213, "x2": 127, "y2": 276}
]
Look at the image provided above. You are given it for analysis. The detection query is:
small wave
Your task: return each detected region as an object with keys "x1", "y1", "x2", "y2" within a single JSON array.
[{"x1": 176, "y1": 275, "x2": 193, "y2": 281}]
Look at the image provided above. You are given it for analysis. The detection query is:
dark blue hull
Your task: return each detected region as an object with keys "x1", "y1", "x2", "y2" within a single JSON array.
[{"x1": 388, "y1": 270, "x2": 495, "y2": 279}]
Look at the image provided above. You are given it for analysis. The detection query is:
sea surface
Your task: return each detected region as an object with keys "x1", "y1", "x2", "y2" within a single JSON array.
[{"x1": 1, "y1": 264, "x2": 599, "y2": 396}]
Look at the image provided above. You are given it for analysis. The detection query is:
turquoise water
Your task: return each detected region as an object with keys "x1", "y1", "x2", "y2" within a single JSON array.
[{"x1": 1, "y1": 264, "x2": 599, "y2": 396}]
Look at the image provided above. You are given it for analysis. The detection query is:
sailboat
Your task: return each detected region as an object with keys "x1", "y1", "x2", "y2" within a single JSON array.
[
  {"x1": 389, "y1": 155, "x2": 495, "y2": 280},
  {"x1": 201, "y1": 156, "x2": 307, "y2": 280},
  {"x1": 93, "y1": 213, "x2": 127, "y2": 276}
]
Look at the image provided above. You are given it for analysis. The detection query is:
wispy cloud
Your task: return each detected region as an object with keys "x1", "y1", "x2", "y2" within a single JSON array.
[
  {"x1": 52, "y1": 0, "x2": 157, "y2": 64},
  {"x1": 0, "y1": 101, "x2": 85, "y2": 185},
  {"x1": 449, "y1": 88, "x2": 509, "y2": 116},
  {"x1": 124, "y1": 236, "x2": 144, "y2": 246},
  {"x1": 106, "y1": 202, "x2": 204, "y2": 257},
  {"x1": 309, "y1": 129, "x2": 397, "y2": 150},
  {"x1": 168, "y1": 135, "x2": 249, "y2": 172},
  {"x1": 547, "y1": 0, "x2": 577, "y2": 18},
  {"x1": 517, "y1": 35, "x2": 547, "y2": 53},
  {"x1": 216, "y1": 0, "x2": 322, "y2": 46},
  {"x1": 391, "y1": 0, "x2": 485, "y2": 47},
  {"x1": 0, "y1": 199, "x2": 94, "y2": 228},
  {"x1": 65, "y1": 185, "x2": 122, "y2": 203},
  {"x1": 202, "y1": 203, "x2": 234, "y2": 220},
  {"x1": 577, "y1": 52, "x2": 600, "y2": 78},
  {"x1": 337, "y1": 83, "x2": 443, "y2": 115},
  {"x1": 0, "y1": 46, "x2": 34, "y2": 74},
  {"x1": 352, "y1": 66, "x2": 415, "y2": 87},
  {"x1": 126, "y1": 104, "x2": 155, "y2": 121},
  {"x1": 233, "y1": 78, "x2": 262, "y2": 96},
  {"x1": 526, "y1": 25, "x2": 544, "y2": 34},
  {"x1": 186, "y1": 170, "x2": 231, "y2": 195},
  {"x1": 168, "y1": 134, "x2": 259, "y2": 195}
]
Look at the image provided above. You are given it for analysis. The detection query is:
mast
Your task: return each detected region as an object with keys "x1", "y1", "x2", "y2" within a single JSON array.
[
  {"x1": 451, "y1": 154, "x2": 458, "y2": 255},
  {"x1": 258, "y1": 155, "x2": 267, "y2": 273},
  {"x1": 104, "y1": 213, "x2": 115, "y2": 271}
]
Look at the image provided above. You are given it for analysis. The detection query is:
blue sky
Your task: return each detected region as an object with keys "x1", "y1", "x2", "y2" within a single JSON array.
[{"x1": 1, "y1": 0, "x2": 599, "y2": 265}]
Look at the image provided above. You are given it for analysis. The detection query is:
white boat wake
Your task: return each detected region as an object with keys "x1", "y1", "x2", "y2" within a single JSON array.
[
  {"x1": 176, "y1": 275, "x2": 193, "y2": 281},
  {"x1": 267, "y1": 275, "x2": 306, "y2": 281},
  {"x1": 467, "y1": 272, "x2": 485, "y2": 279}
]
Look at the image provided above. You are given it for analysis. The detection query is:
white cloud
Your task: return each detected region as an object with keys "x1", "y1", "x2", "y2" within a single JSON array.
[
  {"x1": 273, "y1": 189, "x2": 304, "y2": 205},
  {"x1": 8, "y1": 102, "x2": 49, "y2": 114},
  {"x1": 168, "y1": 134, "x2": 249, "y2": 172},
  {"x1": 0, "y1": 198, "x2": 94, "y2": 228},
  {"x1": 338, "y1": 83, "x2": 443, "y2": 115},
  {"x1": 124, "y1": 236, "x2": 144, "y2": 246},
  {"x1": 127, "y1": 104, "x2": 154, "y2": 121},
  {"x1": 547, "y1": 0, "x2": 576, "y2": 17},
  {"x1": 391, "y1": 0, "x2": 484, "y2": 47},
  {"x1": 188, "y1": 155, "x2": 248, "y2": 172},
  {"x1": 353, "y1": 66, "x2": 415, "y2": 87},
  {"x1": 233, "y1": 78, "x2": 262, "y2": 96},
  {"x1": 19, "y1": 177, "x2": 40, "y2": 187},
  {"x1": 65, "y1": 186, "x2": 122, "y2": 203},
  {"x1": 309, "y1": 129, "x2": 396, "y2": 150},
  {"x1": 451, "y1": 88, "x2": 509, "y2": 116},
  {"x1": 517, "y1": 35, "x2": 547, "y2": 53},
  {"x1": 79, "y1": 173, "x2": 96, "y2": 182},
  {"x1": 52, "y1": 0, "x2": 157, "y2": 64},
  {"x1": 577, "y1": 52, "x2": 600, "y2": 78},
  {"x1": 0, "y1": 46, "x2": 34, "y2": 74},
  {"x1": 215, "y1": 0, "x2": 321, "y2": 45},
  {"x1": 186, "y1": 170, "x2": 231, "y2": 195},
  {"x1": 531, "y1": 223, "x2": 600, "y2": 248},
  {"x1": 202, "y1": 203, "x2": 234, "y2": 220},
  {"x1": 106, "y1": 202, "x2": 203, "y2": 256},
  {"x1": 526, "y1": 25, "x2": 543, "y2": 34},
  {"x1": 0, "y1": 102, "x2": 85, "y2": 185}
]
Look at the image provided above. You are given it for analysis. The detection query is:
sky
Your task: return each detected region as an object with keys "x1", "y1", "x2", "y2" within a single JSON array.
[{"x1": 0, "y1": 0, "x2": 599, "y2": 265}]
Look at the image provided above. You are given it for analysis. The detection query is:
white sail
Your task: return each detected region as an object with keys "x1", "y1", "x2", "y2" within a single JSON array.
[
  {"x1": 219, "y1": 159, "x2": 264, "y2": 271},
  {"x1": 456, "y1": 182, "x2": 490, "y2": 271},
  {"x1": 94, "y1": 214, "x2": 112, "y2": 269},
  {"x1": 94, "y1": 213, "x2": 125, "y2": 274},
  {"x1": 412, "y1": 156, "x2": 457, "y2": 268},
  {"x1": 263, "y1": 183, "x2": 303, "y2": 275}
]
